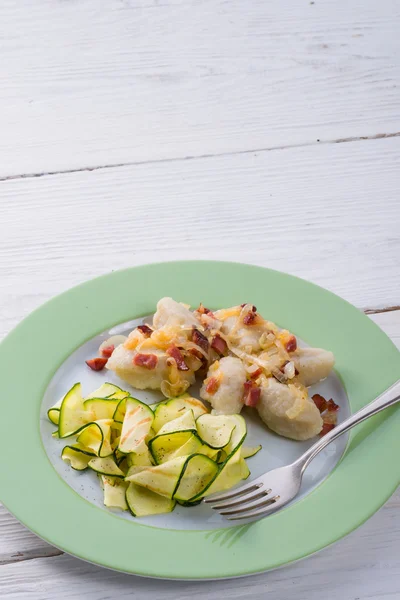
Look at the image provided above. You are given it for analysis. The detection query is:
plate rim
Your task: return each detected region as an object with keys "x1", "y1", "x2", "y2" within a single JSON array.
[{"x1": 1, "y1": 260, "x2": 399, "y2": 579}]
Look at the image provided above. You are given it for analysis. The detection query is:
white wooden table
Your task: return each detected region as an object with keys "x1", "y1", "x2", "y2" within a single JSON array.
[{"x1": 1, "y1": 1, "x2": 399, "y2": 597}]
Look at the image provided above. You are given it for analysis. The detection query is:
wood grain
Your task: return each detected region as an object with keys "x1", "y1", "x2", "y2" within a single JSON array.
[
  {"x1": 0, "y1": 137, "x2": 399, "y2": 332},
  {"x1": 1, "y1": 0, "x2": 400, "y2": 177},
  {"x1": 0, "y1": 310, "x2": 399, "y2": 596}
]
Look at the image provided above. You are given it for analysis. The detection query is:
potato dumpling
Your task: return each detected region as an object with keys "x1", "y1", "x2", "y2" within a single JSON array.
[
  {"x1": 256, "y1": 377, "x2": 323, "y2": 441},
  {"x1": 200, "y1": 356, "x2": 246, "y2": 415}
]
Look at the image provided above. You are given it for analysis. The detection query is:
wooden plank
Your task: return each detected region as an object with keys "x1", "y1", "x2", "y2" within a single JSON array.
[
  {"x1": 0, "y1": 137, "x2": 399, "y2": 331},
  {"x1": 0, "y1": 0, "x2": 399, "y2": 177},
  {"x1": 0, "y1": 310, "x2": 399, "y2": 580},
  {"x1": 0, "y1": 491, "x2": 399, "y2": 598}
]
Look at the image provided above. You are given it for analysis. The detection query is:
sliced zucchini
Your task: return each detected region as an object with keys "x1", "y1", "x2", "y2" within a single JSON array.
[
  {"x1": 77, "y1": 419, "x2": 113, "y2": 457},
  {"x1": 118, "y1": 398, "x2": 154, "y2": 454},
  {"x1": 198, "y1": 445, "x2": 220, "y2": 460},
  {"x1": 148, "y1": 430, "x2": 194, "y2": 464},
  {"x1": 83, "y1": 398, "x2": 119, "y2": 420},
  {"x1": 58, "y1": 383, "x2": 91, "y2": 438},
  {"x1": 157, "y1": 409, "x2": 196, "y2": 436},
  {"x1": 101, "y1": 475, "x2": 128, "y2": 510},
  {"x1": 85, "y1": 383, "x2": 125, "y2": 399},
  {"x1": 126, "y1": 449, "x2": 154, "y2": 468},
  {"x1": 241, "y1": 445, "x2": 262, "y2": 459},
  {"x1": 222, "y1": 414, "x2": 247, "y2": 457},
  {"x1": 47, "y1": 397, "x2": 63, "y2": 425},
  {"x1": 153, "y1": 395, "x2": 208, "y2": 433},
  {"x1": 173, "y1": 454, "x2": 219, "y2": 502},
  {"x1": 195, "y1": 414, "x2": 236, "y2": 449},
  {"x1": 107, "y1": 390, "x2": 129, "y2": 401},
  {"x1": 61, "y1": 444, "x2": 95, "y2": 470},
  {"x1": 127, "y1": 456, "x2": 187, "y2": 498},
  {"x1": 202, "y1": 447, "x2": 248, "y2": 498},
  {"x1": 126, "y1": 482, "x2": 175, "y2": 517},
  {"x1": 168, "y1": 434, "x2": 203, "y2": 461},
  {"x1": 113, "y1": 396, "x2": 129, "y2": 423},
  {"x1": 88, "y1": 456, "x2": 125, "y2": 477}
]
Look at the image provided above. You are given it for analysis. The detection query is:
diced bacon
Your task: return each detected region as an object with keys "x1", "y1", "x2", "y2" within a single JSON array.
[
  {"x1": 211, "y1": 334, "x2": 227, "y2": 356},
  {"x1": 242, "y1": 305, "x2": 258, "y2": 325},
  {"x1": 326, "y1": 398, "x2": 339, "y2": 412},
  {"x1": 133, "y1": 353, "x2": 158, "y2": 369},
  {"x1": 101, "y1": 345, "x2": 115, "y2": 358},
  {"x1": 241, "y1": 303, "x2": 257, "y2": 311},
  {"x1": 166, "y1": 345, "x2": 189, "y2": 371},
  {"x1": 250, "y1": 367, "x2": 263, "y2": 380},
  {"x1": 243, "y1": 381, "x2": 261, "y2": 407},
  {"x1": 320, "y1": 422, "x2": 335, "y2": 436},
  {"x1": 285, "y1": 335, "x2": 297, "y2": 353},
  {"x1": 86, "y1": 357, "x2": 108, "y2": 371},
  {"x1": 312, "y1": 393, "x2": 328, "y2": 413},
  {"x1": 245, "y1": 386, "x2": 261, "y2": 407},
  {"x1": 197, "y1": 303, "x2": 213, "y2": 316},
  {"x1": 205, "y1": 376, "x2": 220, "y2": 395},
  {"x1": 136, "y1": 324, "x2": 153, "y2": 337},
  {"x1": 191, "y1": 327, "x2": 209, "y2": 352}
]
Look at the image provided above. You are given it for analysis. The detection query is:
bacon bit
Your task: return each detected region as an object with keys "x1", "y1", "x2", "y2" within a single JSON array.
[
  {"x1": 312, "y1": 393, "x2": 328, "y2": 413},
  {"x1": 243, "y1": 381, "x2": 261, "y2": 407},
  {"x1": 205, "y1": 377, "x2": 220, "y2": 395},
  {"x1": 285, "y1": 335, "x2": 297, "y2": 353},
  {"x1": 197, "y1": 303, "x2": 213, "y2": 316},
  {"x1": 166, "y1": 345, "x2": 189, "y2": 371},
  {"x1": 136, "y1": 324, "x2": 153, "y2": 337},
  {"x1": 101, "y1": 345, "x2": 115, "y2": 358},
  {"x1": 250, "y1": 367, "x2": 263, "y2": 380},
  {"x1": 211, "y1": 334, "x2": 227, "y2": 356},
  {"x1": 191, "y1": 327, "x2": 209, "y2": 352},
  {"x1": 86, "y1": 357, "x2": 108, "y2": 371},
  {"x1": 326, "y1": 398, "x2": 339, "y2": 412},
  {"x1": 242, "y1": 305, "x2": 258, "y2": 326},
  {"x1": 133, "y1": 353, "x2": 158, "y2": 369},
  {"x1": 320, "y1": 422, "x2": 335, "y2": 436},
  {"x1": 241, "y1": 303, "x2": 257, "y2": 311}
]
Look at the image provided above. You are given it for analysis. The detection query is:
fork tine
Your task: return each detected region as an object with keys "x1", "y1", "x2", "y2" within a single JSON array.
[
  {"x1": 203, "y1": 481, "x2": 263, "y2": 505},
  {"x1": 224, "y1": 496, "x2": 281, "y2": 520},
  {"x1": 219, "y1": 494, "x2": 280, "y2": 516},
  {"x1": 209, "y1": 488, "x2": 272, "y2": 510}
]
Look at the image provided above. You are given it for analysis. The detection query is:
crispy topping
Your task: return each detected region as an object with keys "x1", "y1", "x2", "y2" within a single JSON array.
[
  {"x1": 211, "y1": 334, "x2": 228, "y2": 356},
  {"x1": 133, "y1": 353, "x2": 158, "y2": 369},
  {"x1": 320, "y1": 422, "x2": 335, "y2": 436},
  {"x1": 326, "y1": 399, "x2": 339, "y2": 412},
  {"x1": 205, "y1": 376, "x2": 220, "y2": 395},
  {"x1": 285, "y1": 335, "x2": 297, "y2": 353},
  {"x1": 166, "y1": 345, "x2": 189, "y2": 371},
  {"x1": 249, "y1": 367, "x2": 263, "y2": 380},
  {"x1": 312, "y1": 393, "x2": 328, "y2": 413},
  {"x1": 101, "y1": 345, "x2": 115, "y2": 358},
  {"x1": 197, "y1": 303, "x2": 213, "y2": 316},
  {"x1": 86, "y1": 357, "x2": 108, "y2": 371},
  {"x1": 136, "y1": 324, "x2": 153, "y2": 337},
  {"x1": 243, "y1": 381, "x2": 261, "y2": 407},
  {"x1": 191, "y1": 327, "x2": 210, "y2": 352}
]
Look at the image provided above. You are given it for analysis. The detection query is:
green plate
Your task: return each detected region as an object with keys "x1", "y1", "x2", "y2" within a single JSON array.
[{"x1": 0, "y1": 261, "x2": 399, "y2": 579}]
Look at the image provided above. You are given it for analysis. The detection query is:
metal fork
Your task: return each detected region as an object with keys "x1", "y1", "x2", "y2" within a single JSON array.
[{"x1": 204, "y1": 379, "x2": 400, "y2": 521}]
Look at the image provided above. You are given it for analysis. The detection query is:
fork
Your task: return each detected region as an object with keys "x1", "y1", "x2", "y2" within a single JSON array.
[{"x1": 204, "y1": 379, "x2": 400, "y2": 521}]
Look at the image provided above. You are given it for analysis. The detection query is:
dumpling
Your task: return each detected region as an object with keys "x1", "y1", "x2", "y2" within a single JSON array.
[
  {"x1": 293, "y1": 348, "x2": 335, "y2": 387},
  {"x1": 153, "y1": 297, "x2": 199, "y2": 331},
  {"x1": 200, "y1": 356, "x2": 246, "y2": 415},
  {"x1": 107, "y1": 344, "x2": 169, "y2": 390},
  {"x1": 256, "y1": 377, "x2": 323, "y2": 440}
]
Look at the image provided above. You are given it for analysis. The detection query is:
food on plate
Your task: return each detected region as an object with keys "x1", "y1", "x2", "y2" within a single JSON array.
[
  {"x1": 85, "y1": 297, "x2": 338, "y2": 441},
  {"x1": 48, "y1": 384, "x2": 257, "y2": 517},
  {"x1": 200, "y1": 356, "x2": 247, "y2": 415}
]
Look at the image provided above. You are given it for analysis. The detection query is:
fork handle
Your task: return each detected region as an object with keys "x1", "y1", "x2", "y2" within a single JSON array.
[{"x1": 298, "y1": 378, "x2": 400, "y2": 473}]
